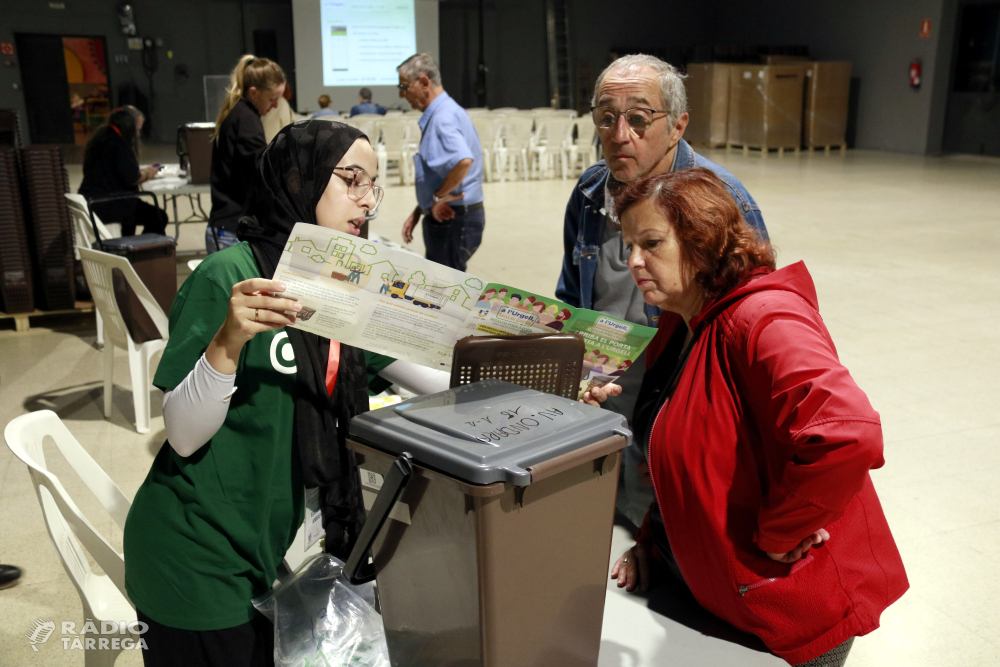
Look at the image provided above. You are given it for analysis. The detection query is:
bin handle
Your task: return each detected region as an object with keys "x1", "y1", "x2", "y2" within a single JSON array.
[
  {"x1": 524, "y1": 433, "x2": 628, "y2": 484},
  {"x1": 345, "y1": 452, "x2": 413, "y2": 585}
]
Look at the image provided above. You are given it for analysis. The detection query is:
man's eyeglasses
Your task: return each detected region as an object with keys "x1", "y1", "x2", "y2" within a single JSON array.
[
  {"x1": 397, "y1": 79, "x2": 416, "y2": 92},
  {"x1": 333, "y1": 167, "x2": 384, "y2": 208},
  {"x1": 591, "y1": 106, "x2": 670, "y2": 134}
]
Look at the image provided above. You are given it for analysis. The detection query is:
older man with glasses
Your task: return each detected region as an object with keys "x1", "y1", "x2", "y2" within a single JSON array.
[
  {"x1": 397, "y1": 53, "x2": 485, "y2": 272},
  {"x1": 557, "y1": 54, "x2": 769, "y2": 528}
]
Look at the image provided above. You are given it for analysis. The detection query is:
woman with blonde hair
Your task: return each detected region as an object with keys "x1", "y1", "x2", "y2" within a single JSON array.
[{"x1": 208, "y1": 55, "x2": 286, "y2": 253}]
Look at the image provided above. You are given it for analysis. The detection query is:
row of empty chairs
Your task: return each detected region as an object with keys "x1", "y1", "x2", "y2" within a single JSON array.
[{"x1": 317, "y1": 108, "x2": 600, "y2": 186}]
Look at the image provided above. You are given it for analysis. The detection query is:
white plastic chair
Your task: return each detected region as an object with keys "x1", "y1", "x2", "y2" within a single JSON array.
[
  {"x1": 470, "y1": 115, "x2": 500, "y2": 183},
  {"x1": 66, "y1": 194, "x2": 122, "y2": 348},
  {"x1": 566, "y1": 115, "x2": 599, "y2": 177},
  {"x1": 375, "y1": 118, "x2": 412, "y2": 186},
  {"x1": 346, "y1": 114, "x2": 382, "y2": 142},
  {"x1": 535, "y1": 116, "x2": 575, "y2": 179},
  {"x1": 79, "y1": 247, "x2": 169, "y2": 434},
  {"x1": 465, "y1": 107, "x2": 489, "y2": 116},
  {"x1": 383, "y1": 110, "x2": 404, "y2": 117},
  {"x1": 4, "y1": 410, "x2": 139, "y2": 667},
  {"x1": 496, "y1": 115, "x2": 538, "y2": 181}
]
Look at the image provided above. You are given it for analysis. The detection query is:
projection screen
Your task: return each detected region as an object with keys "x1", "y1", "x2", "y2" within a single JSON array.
[{"x1": 292, "y1": 0, "x2": 439, "y2": 114}]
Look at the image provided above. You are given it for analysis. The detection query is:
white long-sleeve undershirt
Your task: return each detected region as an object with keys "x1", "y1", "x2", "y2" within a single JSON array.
[{"x1": 162, "y1": 355, "x2": 450, "y2": 457}]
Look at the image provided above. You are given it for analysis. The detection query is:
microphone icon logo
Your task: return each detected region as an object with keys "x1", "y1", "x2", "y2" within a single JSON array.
[{"x1": 25, "y1": 618, "x2": 56, "y2": 651}]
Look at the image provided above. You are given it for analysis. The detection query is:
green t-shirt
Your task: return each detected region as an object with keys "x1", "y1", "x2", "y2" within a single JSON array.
[{"x1": 123, "y1": 242, "x2": 394, "y2": 630}]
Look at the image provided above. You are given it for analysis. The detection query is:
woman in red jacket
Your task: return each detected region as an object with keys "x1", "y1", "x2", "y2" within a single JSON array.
[{"x1": 606, "y1": 168, "x2": 908, "y2": 666}]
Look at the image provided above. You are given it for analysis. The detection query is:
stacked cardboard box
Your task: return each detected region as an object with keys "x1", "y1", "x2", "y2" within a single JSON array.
[
  {"x1": 803, "y1": 62, "x2": 852, "y2": 150},
  {"x1": 726, "y1": 65, "x2": 805, "y2": 152},
  {"x1": 684, "y1": 64, "x2": 732, "y2": 148}
]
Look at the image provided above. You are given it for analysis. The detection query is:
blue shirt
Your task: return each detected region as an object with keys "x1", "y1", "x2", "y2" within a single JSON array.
[
  {"x1": 414, "y1": 92, "x2": 484, "y2": 209},
  {"x1": 312, "y1": 108, "x2": 339, "y2": 118},
  {"x1": 349, "y1": 102, "x2": 386, "y2": 116}
]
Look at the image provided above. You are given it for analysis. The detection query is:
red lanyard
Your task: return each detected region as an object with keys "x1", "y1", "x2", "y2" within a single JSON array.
[{"x1": 325, "y1": 341, "x2": 341, "y2": 396}]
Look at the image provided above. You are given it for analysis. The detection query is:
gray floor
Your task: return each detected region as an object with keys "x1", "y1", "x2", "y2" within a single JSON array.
[{"x1": 1, "y1": 146, "x2": 999, "y2": 666}]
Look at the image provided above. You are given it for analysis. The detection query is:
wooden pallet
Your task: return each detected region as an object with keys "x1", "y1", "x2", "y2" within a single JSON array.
[
  {"x1": 726, "y1": 143, "x2": 801, "y2": 157},
  {"x1": 805, "y1": 144, "x2": 848, "y2": 154},
  {"x1": 0, "y1": 301, "x2": 95, "y2": 333}
]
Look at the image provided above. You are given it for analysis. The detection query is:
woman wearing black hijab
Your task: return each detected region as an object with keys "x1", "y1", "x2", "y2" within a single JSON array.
[{"x1": 122, "y1": 121, "x2": 410, "y2": 666}]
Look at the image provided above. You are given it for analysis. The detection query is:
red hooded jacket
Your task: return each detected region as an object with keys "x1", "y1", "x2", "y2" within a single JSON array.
[{"x1": 641, "y1": 262, "x2": 907, "y2": 665}]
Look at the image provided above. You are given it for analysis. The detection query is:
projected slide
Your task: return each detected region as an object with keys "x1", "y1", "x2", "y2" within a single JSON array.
[{"x1": 321, "y1": 0, "x2": 417, "y2": 86}]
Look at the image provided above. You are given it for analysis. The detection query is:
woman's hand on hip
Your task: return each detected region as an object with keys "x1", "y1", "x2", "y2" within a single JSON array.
[
  {"x1": 766, "y1": 528, "x2": 830, "y2": 564},
  {"x1": 206, "y1": 278, "x2": 300, "y2": 375},
  {"x1": 611, "y1": 543, "x2": 652, "y2": 592}
]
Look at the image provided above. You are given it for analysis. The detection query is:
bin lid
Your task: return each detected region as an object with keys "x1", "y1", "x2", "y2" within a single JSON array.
[{"x1": 349, "y1": 379, "x2": 631, "y2": 486}]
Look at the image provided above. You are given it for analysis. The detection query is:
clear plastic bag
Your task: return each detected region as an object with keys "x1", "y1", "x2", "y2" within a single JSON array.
[{"x1": 253, "y1": 554, "x2": 390, "y2": 667}]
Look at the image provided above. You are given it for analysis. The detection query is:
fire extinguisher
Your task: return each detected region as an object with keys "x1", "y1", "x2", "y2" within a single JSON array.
[{"x1": 910, "y1": 59, "x2": 922, "y2": 89}]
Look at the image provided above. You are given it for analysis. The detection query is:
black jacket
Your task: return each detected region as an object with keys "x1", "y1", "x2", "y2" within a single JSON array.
[
  {"x1": 210, "y1": 98, "x2": 266, "y2": 232},
  {"x1": 79, "y1": 128, "x2": 141, "y2": 224}
]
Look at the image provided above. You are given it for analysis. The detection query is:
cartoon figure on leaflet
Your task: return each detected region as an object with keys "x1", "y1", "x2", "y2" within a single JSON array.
[
  {"x1": 582, "y1": 349, "x2": 602, "y2": 374},
  {"x1": 545, "y1": 309, "x2": 572, "y2": 331},
  {"x1": 379, "y1": 277, "x2": 390, "y2": 295},
  {"x1": 347, "y1": 268, "x2": 362, "y2": 284},
  {"x1": 508, "y1": 294, "x2": 525, "y2": 310},
  {"x1": 491, "y1": 288, "x2": 509, "y2": 313},
  {"x1": 475, "y1": 288, "x2": 497, "y2": 317},
  {"x1": 538, "y1": 304, "x2": 561, "y2": 327}
]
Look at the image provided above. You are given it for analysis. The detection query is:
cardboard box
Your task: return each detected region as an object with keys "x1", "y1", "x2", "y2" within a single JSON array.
[
  {"x1": 803, "y1": 62, "x2": 852, "y2": 149},
  {"x1": 684, "y1": 63, "x2": 732, "y2": 148},
  {"x1": 763, "y1": 55, "x2": 810, "y2": 65},
  {"x1": 727, "y1": 65, "x2": 805, "y2": 150}
]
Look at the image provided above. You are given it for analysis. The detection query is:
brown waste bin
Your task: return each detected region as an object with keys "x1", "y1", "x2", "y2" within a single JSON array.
[
  {"x1": 177, "y1": 123, "x2": 215, "y2": 184},
  {"x1": 344, "y1": 379, "x2": 630, "y2": 667}
]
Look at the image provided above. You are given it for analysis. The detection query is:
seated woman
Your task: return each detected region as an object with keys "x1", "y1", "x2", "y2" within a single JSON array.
[
  {"x1": 605, "y1": 168, "x2": 907, "y2": 667},
  {"x1": 123, "y1": 120, "x2": 447, "y2": 665},
  {"x1": 79, "y1": 106, "x2": 167, "y2": 237}
]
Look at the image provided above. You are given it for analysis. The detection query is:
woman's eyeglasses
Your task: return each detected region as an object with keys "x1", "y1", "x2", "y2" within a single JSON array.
[{"x1": 333, "y1": 167, "x2": 384, "y2": 208}]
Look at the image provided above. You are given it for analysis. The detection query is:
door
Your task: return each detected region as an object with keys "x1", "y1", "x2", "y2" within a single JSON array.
[
  {"x1": 942, "y1": 1, "x2": 1000, "y2": 156},
  {"x1": 15, "y1": 34, "x2": 74, "y2": 144}
]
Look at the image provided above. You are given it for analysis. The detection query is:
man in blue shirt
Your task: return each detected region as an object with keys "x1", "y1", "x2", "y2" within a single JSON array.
[
  {"x1": 349, "y1": 88, "x2": 387, "y2": 117},
  {"x1": 397, "y1": 54, "x2": 485, "y2": 271},
  {"x1": 312, "y1": 94, "x2": 338, "y2": 118},
  {"x1": 558, "y1": 54, "x2": 769, "y2": 528}
]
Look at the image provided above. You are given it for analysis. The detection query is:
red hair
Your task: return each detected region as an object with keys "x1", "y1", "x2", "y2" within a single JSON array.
[{"x1": 614, "y1": 168, "x2": 775, "y2": 299}]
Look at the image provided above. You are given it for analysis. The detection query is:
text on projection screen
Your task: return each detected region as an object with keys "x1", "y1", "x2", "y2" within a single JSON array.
[{"x1": 322, "y1": 0, "x2": 417, "y2": 87}]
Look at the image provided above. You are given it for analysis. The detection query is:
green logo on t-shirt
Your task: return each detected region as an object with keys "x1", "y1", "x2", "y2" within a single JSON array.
[{"x1": 269, "y1": 332, "x2": 297, "y2": 375}]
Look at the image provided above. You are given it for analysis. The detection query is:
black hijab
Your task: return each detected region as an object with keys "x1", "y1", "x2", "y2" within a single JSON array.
[{"x1": 238, "y1": 120, "x2": 372, "y2": 559}]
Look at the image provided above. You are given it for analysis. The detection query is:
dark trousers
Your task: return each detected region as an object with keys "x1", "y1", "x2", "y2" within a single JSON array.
[
  {"x1": 421, "y1": 207, "x2": 485, "y2": 272},
  {"x1": 92, "y1": 199, "x2": 168, "y2": 237},
  {"x1": 137, "y1": 609, "x2": 274, "y2": 667}
]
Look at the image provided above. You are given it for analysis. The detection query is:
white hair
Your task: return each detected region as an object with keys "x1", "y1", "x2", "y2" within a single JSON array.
[
  {"x1": 397, "y1": 53, "x2": 442, "y2": 86},
  {"x1": 591, "y1": 54, "x2": 688, "y2": 125}
]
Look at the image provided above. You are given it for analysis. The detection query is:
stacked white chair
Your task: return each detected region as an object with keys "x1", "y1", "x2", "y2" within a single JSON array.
[
  {"x1": 345, "y1": 114, "x2": 382, "y2": 142},
  {"x1": 4, "y1": 410, "x2": 141, "y2": 667},
  {"x1": 66, "y1": 194, "x2": 122, "y2": 348},
  {"x1": 566, "y1": 114, "x2": 599, "y2": 177},
  {"x1": 384, "y1": 110, "x2": 404, "y2": 117},
  {"x1": 376, "y1": 117, "x2": 412, "y2": 185},
  {"x1": 465, "y1": 108, "x2": 489, "y2": 115},
  {"x1": 496, "y1": 115, "x2": 538, "y2": 181},
  {"x1": 78, "y1": 247, "x2": 169, "y2": 434},
  {"x1": 535, "y1": 116, "x2": 576, "y2": 179},
  {"x1": 470, "y1": 115, "x2": 501, "y2": 183}
]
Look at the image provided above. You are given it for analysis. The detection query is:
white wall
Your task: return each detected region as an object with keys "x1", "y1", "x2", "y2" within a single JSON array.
[{"x1": 292, "y1": 0, "x2": 439, "y2": 114}]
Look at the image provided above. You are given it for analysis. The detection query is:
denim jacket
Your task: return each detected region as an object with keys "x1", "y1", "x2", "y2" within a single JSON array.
[{"x1": 555, "y1": 138, "x2": 768, "y2": 324}]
